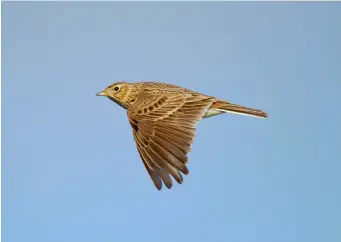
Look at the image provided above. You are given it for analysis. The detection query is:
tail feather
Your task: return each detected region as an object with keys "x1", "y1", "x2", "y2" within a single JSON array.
[{"x1": 212, "y1": 101, "x2": 268, "y2": 119}]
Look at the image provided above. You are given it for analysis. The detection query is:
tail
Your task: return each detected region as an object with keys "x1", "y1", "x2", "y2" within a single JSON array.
[{"x1": 211, "y1": 100, "x2": 268, "y2": 119}]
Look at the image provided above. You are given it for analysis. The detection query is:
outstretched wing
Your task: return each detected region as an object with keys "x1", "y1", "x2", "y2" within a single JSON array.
[{"x1": 127, "y1": 92, "x2": 213, "y2": 190}]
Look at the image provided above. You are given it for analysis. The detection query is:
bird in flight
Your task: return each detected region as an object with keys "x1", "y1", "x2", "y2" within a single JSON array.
[{"x1": 97, "y1": 81, "x2": 267, "y2": 190}]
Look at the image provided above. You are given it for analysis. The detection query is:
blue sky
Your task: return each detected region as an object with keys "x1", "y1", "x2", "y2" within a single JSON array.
[{"x1": 2, "y1": 2, "x2": 341, "y2": 242}]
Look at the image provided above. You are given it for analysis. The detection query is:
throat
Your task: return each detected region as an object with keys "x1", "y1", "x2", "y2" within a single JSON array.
[{"x1": 108, "y1": 97, "x2": 128, "y2": 109}]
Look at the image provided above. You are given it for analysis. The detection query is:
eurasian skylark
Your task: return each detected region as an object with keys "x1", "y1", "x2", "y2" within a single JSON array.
[{"x1": 97, "y1": 81, "x2": 267, "y2": 190}]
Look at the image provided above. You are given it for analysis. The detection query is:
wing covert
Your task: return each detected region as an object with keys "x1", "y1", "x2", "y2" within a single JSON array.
[{"x1": 128, "y1": 92, "x2": 213, "y2": 189}]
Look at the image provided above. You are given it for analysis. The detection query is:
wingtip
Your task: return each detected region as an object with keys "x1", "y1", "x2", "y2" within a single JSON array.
[{"x1": 182, "y1": 167, "x2": 190, "y2": 175}]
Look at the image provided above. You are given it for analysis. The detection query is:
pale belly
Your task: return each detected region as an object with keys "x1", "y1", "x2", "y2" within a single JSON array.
[{"x1": 203, "y1": 108, "x2": 224, "y2": 118}]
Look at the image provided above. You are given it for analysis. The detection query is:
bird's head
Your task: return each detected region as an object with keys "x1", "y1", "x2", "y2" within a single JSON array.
[{"x1": 96, "y1": 81, "x2": 138, "y2": 109}]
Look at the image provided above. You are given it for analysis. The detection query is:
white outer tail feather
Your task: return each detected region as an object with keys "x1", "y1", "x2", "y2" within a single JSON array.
[{"x1": 215, "y1": 108, "x2": 267, "y2": 119}]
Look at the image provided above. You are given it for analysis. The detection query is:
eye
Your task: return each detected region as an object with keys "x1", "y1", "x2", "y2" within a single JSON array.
[{"x1": 114, "y1": 86, "x2": 120, "y2": 92}]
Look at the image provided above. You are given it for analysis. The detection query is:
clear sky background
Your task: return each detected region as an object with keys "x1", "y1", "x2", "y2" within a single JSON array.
[{"x1": 2, "y1": 2, "x2": 341, "y2": 242}]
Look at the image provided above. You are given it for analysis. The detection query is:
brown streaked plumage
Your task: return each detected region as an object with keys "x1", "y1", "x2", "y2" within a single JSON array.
[{"x1": 96, "y1": 81, "x2": 267, "y2": 190}]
